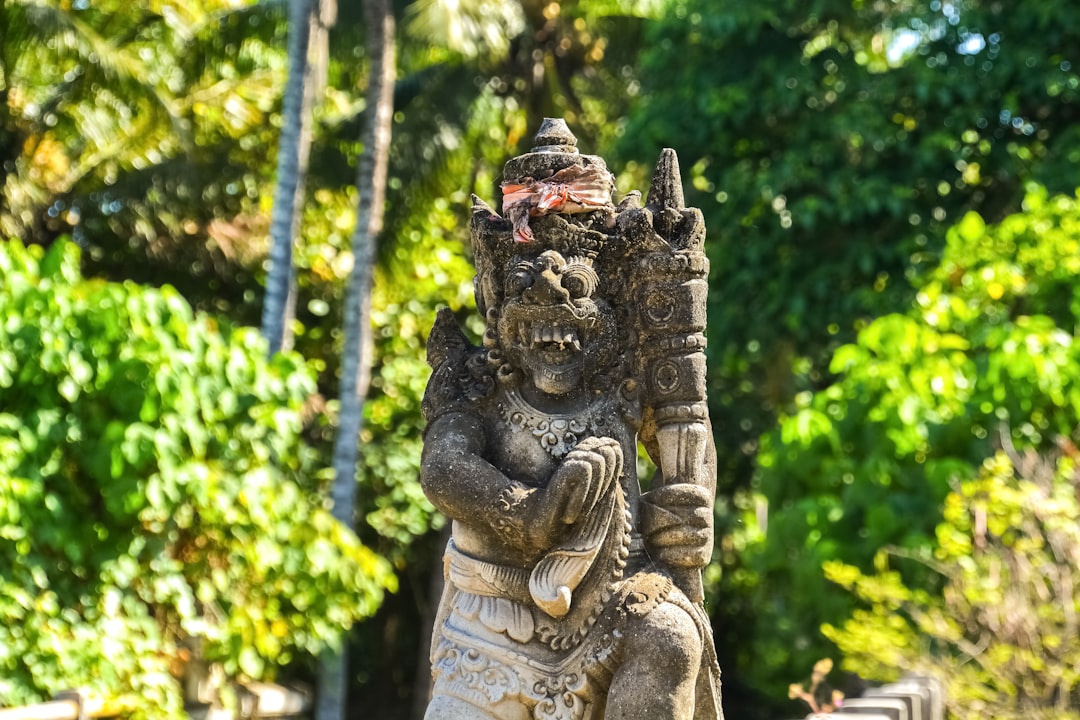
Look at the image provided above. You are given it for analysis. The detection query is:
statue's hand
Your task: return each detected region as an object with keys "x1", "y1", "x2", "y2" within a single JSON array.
[
  {"x1": 528, "y1": 437, "x2": 623, "y2": 546},
  {"x1": 639, "y1": 483, "x2": 713, "y2": 569}
]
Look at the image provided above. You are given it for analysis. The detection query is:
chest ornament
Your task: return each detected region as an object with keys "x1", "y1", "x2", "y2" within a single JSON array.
[{"x1": 498, "y1": 388, "x2": 593, "y2": 458}]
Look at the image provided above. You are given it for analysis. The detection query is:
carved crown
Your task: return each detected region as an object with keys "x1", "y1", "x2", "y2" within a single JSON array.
[{"x1": 469, "y1": 119, "x2": 707, "y2": 317}]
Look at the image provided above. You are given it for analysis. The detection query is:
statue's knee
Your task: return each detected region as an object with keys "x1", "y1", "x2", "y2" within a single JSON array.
[{"x1": 627, "y1": 601, "x2": 702, "y2": 671}]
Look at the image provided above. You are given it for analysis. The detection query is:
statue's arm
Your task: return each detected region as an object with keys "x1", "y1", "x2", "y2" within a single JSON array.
[
  {"x1": 421, "y1": 411, "x2": 617, "y2": 553},
  {"x1": 638, "y1": 418, "x2": 716, "y2": 570},
  {"x1": 420, "y1": 411, "x2": 549, "y2": 553},
  {"x1": 421, "y1": 411, "x2": 516, "y2": 518}
]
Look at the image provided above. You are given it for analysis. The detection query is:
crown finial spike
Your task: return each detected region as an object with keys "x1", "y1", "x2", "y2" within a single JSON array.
[
  {"x1": 647, "y1": 148, "x2": 685, "y2": 211},
  {"x1": 533, "y1": 118, "x2": 579, "y2": 153}
]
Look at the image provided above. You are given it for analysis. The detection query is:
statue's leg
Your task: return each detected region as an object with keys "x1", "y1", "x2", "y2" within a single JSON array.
[
  {"x1": 604, "y1": 601, "x2": 702, "y2": 720},
  {"x1": 424, "y1": 694, "x2": 529, "y2": 720}
]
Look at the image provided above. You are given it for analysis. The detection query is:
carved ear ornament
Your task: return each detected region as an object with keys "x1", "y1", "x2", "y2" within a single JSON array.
[{"x1": 561, "y1": 258, "x2": 599, "y2": 299}]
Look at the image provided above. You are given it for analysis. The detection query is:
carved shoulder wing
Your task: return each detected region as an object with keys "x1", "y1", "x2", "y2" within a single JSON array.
[
  {"x1": 426, "y1": 307, "x2": 472, "y2": 370},
  {"x1": 422, "y1": 308, "x2": 491, "y2": 423}
]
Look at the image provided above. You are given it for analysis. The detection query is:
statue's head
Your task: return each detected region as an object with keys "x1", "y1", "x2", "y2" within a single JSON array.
[
  {"x1": 471, "y1": 119, "x2": 619, "y2": 398},
  {"x1": 496, "y1": 247, "x2": 609, "y2": 395}
]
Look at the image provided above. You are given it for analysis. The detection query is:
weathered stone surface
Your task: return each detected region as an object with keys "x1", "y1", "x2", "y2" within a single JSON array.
[{"x1": 419, "y1": 120, "x2": 724, "y2": 719}]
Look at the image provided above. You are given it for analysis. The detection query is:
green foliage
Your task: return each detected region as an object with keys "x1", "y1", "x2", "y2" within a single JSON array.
[
  {"x1": 824, "y1": 448, "x2": 1080, "y2": 719},
  {"x1": 358, "y1": 196, "x2": 477, "y2": 555},
  {"x1": 283, "y1": 183, "x2": 476, "y2": 559},
  {"x1": 0, "y1": 239, "x2": 395, "y2": 715},
  {"x1": 0, "y1": 0, "x2": 288, "y2": 319},
  {"x1": 749, "y1": 189, "x2": 1080, "y2": 696},
  {"x1": 2, "y1": 0, "x2": 661, "y2": 714}
]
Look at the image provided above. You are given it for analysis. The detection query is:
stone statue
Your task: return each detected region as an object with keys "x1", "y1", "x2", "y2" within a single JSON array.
[{"x1": 420, "y1": 118, "x2": 724, "y2": 720}]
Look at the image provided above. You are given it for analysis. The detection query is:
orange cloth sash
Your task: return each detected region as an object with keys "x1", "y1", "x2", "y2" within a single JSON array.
[{"x1": 501, "y1": 164, "x2": 614, "y2": 242}]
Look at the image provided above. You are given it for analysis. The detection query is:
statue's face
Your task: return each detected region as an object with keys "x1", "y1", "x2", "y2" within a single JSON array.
[{"x1": 496, "y1": 249, "x2": 609, "y2": 396}]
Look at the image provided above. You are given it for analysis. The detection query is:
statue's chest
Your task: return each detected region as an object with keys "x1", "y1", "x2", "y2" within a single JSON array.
[{"x1": 486, "y1": 388, "x2": 615, "y2": 485}]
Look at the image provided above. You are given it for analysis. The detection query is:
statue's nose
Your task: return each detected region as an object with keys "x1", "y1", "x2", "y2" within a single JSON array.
[{"x1": 522, "y1": 264, "x2": 570, "y2": 305}]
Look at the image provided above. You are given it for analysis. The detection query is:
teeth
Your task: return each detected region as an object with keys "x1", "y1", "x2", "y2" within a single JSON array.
[
  {"x1": 540, "y1": 350, "x2": 570, "y2": 365},
  {"x1": 552, "y1": 325, "x2": 568, "y2": 349},
  {"x1": 523, "y1": 322, "x2": 583, "y2": 350}
]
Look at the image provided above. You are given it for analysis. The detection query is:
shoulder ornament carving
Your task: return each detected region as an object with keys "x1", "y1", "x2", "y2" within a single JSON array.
[{"x1": 422, "y1": 308, "x2": 496, "y2": 424}]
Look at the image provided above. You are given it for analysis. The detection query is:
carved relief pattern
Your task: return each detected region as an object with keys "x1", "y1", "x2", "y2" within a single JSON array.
[
  {"x1": 499, "y1": 387, "x2": 591, "y2": 458},
  {"x1": 430, "y1": 631, "x2": 606, "y2": 720},
  {"x1": 526, "y1": 673, "x2": 590, "y2": 720},
  {"x1": 490, "y1": 483, "x2": 534, "y2": 550},
  {"x1": 430, "y1": 644, "x2": 522, "y2": 709}
]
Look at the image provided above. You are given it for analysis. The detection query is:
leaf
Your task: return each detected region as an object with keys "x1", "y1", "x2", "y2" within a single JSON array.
[
  {"x1": 237, "y1": 646, "x2": 264, "y2": 679},
  {"x1": 956, "y1": 211, "x2": 987, "y2": 243}
]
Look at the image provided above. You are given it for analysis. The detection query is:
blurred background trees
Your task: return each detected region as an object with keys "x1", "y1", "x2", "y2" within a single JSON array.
[
  {"x1": 824, "y1": 443, "x2": 1080, "y2": 720},
  {"x1": 619, "y1": 1, "x2": 1080, "y2": 713},
  {"x1": 751, "y1": 189, "x2": 1080, "y2": 712},
  {"x1": 2, "y1": 0, "x2": 1080, "y2": 717}
]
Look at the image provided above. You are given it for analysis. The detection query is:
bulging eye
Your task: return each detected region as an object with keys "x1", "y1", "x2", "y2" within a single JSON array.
[
  {"x1": 562, "y1": 263, "x2": 598, "y2": 299},
  {"x1": 505, "y1": 266, "x2": 535, "y2": 297}
]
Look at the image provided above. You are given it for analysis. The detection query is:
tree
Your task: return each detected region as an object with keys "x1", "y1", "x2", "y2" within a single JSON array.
[
  {"x1": 0, "y1": 0, "x2": 336, "y2": 349},
  {"x1": 316, "y1": 0, "x2": 395, "y2": 718},
  {"x1": 396, "y1": 0, "x2": 658, "y2": 172},
  {"x1": 261, "y1": 0, "x2": 337, "y2": 355},
  {"x1": 620, "y1": 0, "x2": 1080, "y2": 491},
  {"x1": 1, "y1": 0, "x2": 188, "y2": 242},
  {"x1": 617, "y1": 2, "x2": 1080, "y2": 710},
  {"x1": 824, "y1": 443, "x2": 1080, "y2": 719},
  {"x1": 751, "y1": 188, "x2": 1080, "y2": 701},
  {"x1": 0, "y1": 4, "x2": 486, "y2": 714},
  {"x1": 0, "y1": 238, "x2": 395, "y2": 716}
]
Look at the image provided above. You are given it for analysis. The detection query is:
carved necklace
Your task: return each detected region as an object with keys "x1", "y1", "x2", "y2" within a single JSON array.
[{"x1": 498, "y1": 387, "x2": 596, "y2": 458}]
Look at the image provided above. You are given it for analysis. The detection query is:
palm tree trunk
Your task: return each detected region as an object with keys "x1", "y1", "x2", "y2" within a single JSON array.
[
  {"x1": 261, "y1": 0, "x2": 334, "y2": 355},
  {"x1": 316, "y1": 0, "x2": 394, "y2": 717}
]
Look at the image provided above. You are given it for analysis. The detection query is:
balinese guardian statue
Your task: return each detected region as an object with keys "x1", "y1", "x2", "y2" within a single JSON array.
[{"x1": 420, "y1": 119, "x2": 724, "y2": 720}]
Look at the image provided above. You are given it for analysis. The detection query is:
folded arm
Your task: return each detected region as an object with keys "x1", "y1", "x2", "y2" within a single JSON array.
[{"x1": 421, "y1": 411, "x2": 622, "y2": 555}]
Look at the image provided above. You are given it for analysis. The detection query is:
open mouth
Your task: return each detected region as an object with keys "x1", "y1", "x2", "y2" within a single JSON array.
[{"x1": 518, "y1": 321, "x2": 583, "y2": 355}]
